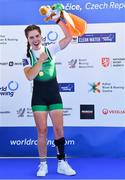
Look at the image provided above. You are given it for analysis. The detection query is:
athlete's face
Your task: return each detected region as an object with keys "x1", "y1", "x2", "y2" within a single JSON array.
[{"x1": 27, "y1": 30, "x2": 42, "y2": 50}]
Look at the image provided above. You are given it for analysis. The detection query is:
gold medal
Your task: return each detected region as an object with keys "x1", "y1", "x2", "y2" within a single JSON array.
[{"x1": 39, "y1": 71, "x2": 44, "y2": 76}]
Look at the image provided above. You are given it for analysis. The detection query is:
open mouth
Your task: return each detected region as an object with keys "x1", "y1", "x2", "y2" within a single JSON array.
[{"x1": 33, "y1": 42, "x2": 39, "y2": 46}]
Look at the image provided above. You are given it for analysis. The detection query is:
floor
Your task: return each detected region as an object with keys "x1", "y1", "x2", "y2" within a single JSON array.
[{"x1": 0, "y1": 157, "x2": 125, "y2": 179}]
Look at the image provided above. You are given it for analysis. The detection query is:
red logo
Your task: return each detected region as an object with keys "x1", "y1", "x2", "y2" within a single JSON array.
[
  {"x1": 101, "y1": 57, "x2": 110, "y2": 67},
  {"x1": 102, "y1": 108, "x2": 108, "y2": 115},
  {"x1": 102, "y1": 108, "x2": 125, "y2": 115}
]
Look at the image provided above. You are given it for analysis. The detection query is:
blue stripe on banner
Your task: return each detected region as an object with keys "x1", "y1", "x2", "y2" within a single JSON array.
[
  {"x1": 0, "y1": 0, "x2": 125, "y2": 25},
  {"x1": 78, "y1": 33, "x2": 116, "y2": 43},
  {"x1": 0, "y1": 127, "x2": 125, "y2": 157}
]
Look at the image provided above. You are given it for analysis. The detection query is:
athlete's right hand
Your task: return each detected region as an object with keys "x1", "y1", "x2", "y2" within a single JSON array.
[{"x1": 39, "y1": 52, "x2": 48, "y2": 64}]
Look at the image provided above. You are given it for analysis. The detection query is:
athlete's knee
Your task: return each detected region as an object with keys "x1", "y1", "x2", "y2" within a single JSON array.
[
  {"x1": 37, "y1": 127, "x2": 47, "y2": 136},
  {"x1": 54, "y1": 127, "x2": 64, "y2": 138}
]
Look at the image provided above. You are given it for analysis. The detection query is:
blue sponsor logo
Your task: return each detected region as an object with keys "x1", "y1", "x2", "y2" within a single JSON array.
[
  {"x1": 78, "y1": 33, "x2": 116, "y2": 43},
  {"x1": 42, "y1": 31, "x2": 59, "y2": 46},
  {"x1": 17, "y1": 108, "x2": 26, "y2": 117},
  {"x1": 22, "y1": 59, "x2": 29, "y2": 66},
  {"x1": 68, "y1": 59, "x2": 77, "y2": 68},
  {"x1": 59, "y1": 83, "x2": 75, "y2": 92},
  {"x1": 8, "y1": 81, "x2": 19, "y2": 91},
  {"x1": 0, "y1": 81, "x2": 19, "y2": 97},
  {"x1": 47, "y1": 31, "x2": 58, "y2": 42}
]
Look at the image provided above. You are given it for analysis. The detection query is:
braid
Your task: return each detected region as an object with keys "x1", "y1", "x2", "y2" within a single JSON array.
[
  {"x1": 26, "y1": 41, "x2": 30, "y2": 57},
  {"x1": 24, "y1": 25, "x2": 41, "y2": 57}
]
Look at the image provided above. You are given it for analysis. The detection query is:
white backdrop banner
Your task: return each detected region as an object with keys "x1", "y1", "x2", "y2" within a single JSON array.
[{"x1": 0, "y1": 23, "x2": 125, "y2": 127}]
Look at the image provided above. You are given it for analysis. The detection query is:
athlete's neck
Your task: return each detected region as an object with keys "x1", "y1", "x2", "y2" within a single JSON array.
[{"x1": 32, "y1": 44, "x2": 44, "y2": 52}]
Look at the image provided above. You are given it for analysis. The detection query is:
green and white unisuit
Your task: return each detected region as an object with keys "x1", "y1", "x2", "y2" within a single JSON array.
[
  {"x1": 29, "y1": 46, "x2": 57, "y2": 81},
  {"x1": 22, "y1": 43, "x2": 63, "y2": 111}
]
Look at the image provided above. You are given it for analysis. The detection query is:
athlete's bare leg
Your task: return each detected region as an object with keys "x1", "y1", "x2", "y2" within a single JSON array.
[
  {"x1": 33, "y1": 111, "x2": 48, "y2": 159},
  {"x1": 49, "y1": 110, "x2": 64, "y2": 139}
]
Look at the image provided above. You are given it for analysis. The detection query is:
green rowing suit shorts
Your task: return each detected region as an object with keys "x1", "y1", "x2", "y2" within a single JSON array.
[{"x1": 31, "y1": 78, "x2": 63, "y2": 111}]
